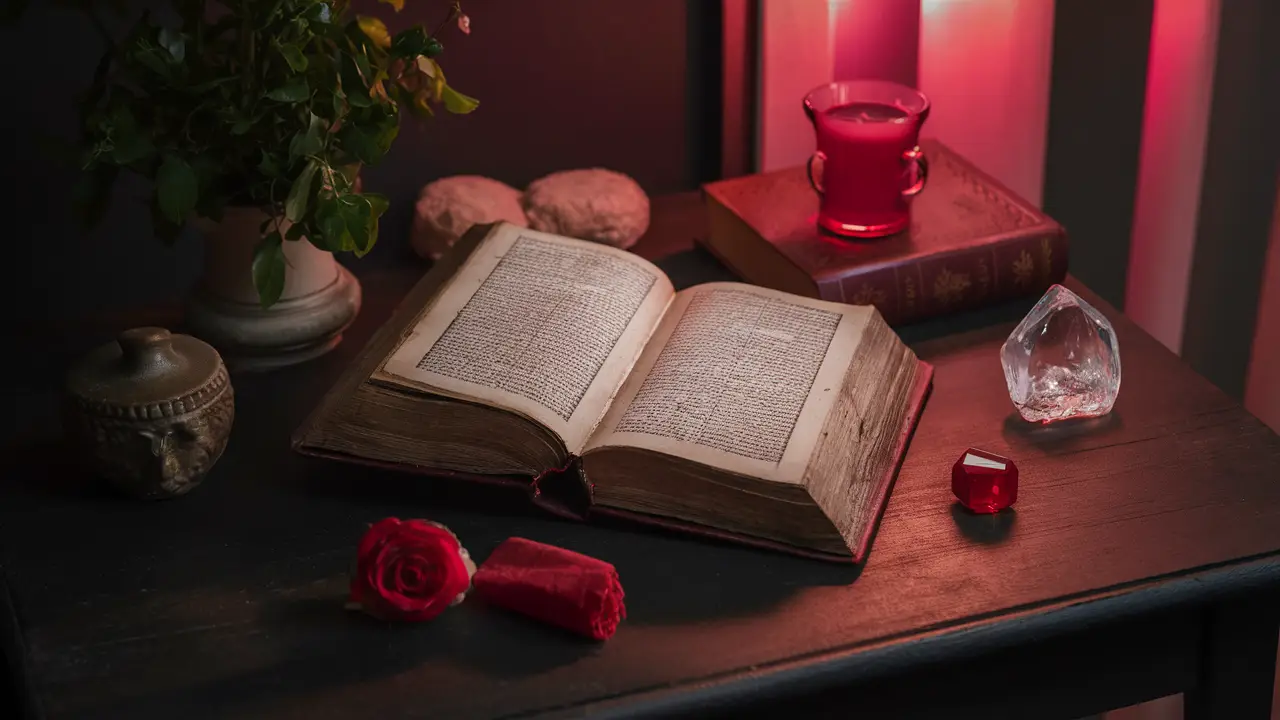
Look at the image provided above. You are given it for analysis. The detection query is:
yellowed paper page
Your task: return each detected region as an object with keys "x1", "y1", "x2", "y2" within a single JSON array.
[
  {"x1": 382, "y1": 224, "x2": 674, "y2": 453},
  {"x1": 585, "y1": 282, "x2": 871, "y2": 483}
]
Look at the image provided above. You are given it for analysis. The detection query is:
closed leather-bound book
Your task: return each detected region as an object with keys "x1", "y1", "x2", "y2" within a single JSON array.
[{"x1": 701, "y1": 139, "x2": 1069, "y2": 325}]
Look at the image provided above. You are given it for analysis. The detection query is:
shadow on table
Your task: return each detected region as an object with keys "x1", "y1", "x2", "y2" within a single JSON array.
[
  {"x1": 1, "y1": 437, "x2": 120, "y2": 501},
  {"x1": 950, "y1": 503, "x2": 1017, "y2": 545},
  {"x1": 1002, "y1": 410, "x2": 1124, "y2": 452},
  {"x1": 59, "y1": 591, "x2": 604, "y2": 719}
]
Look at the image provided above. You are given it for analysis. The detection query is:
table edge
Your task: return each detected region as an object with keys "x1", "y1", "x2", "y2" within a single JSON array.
[{"x1": 542, "y1": 554, "x2": 1280, "y2": 719}]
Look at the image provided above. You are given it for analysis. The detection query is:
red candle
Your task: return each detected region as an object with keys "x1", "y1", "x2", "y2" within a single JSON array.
[{"x1": 804, "y1": 81, "x2": 930, "y2": 238}]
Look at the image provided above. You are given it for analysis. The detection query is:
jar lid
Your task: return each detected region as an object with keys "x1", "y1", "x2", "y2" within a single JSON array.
[{"x1": 66, "y1": 327, "x2": 229, "y2": 419}]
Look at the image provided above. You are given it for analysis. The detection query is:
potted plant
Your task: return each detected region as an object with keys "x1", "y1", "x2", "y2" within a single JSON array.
[{"x1": 75, "y1": 0, "x2": 478, "y2": 370}]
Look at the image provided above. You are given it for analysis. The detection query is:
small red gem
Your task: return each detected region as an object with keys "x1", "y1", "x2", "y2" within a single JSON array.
[{"x1": 951, "y1": 447, "x2": 1018, "y2": 513}]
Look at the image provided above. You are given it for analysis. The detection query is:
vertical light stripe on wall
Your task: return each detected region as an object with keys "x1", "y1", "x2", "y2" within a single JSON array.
[
  {"x1": 830, "y1": 0, "x2": 920, "y2": 86},
  {"x1": 757, "y1": 0, "x2": 832, "y2": 172},
  {"x1": 1124, "y1": 0, "x2": 1222, "y2": 353},
  {"x1": 918, "y1": 0, "x2": 1056, "y2": 206},
  {"x1": 756, "y1": 0, "x2": 920, "y2": 173}
]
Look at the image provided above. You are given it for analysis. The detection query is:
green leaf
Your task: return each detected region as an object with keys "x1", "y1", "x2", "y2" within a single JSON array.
[
  {"x1": 374, "y1": 122, "x2": 399, "y2": 154},
  {"x1": 390, "y1": 26, "x2": 429, "y2": 58},
  {"x1": 285, "y1": 222, "x2": 307, "y2": 241},
  {"x1": 289, "y1": 112, "x2": 327, "y2": 159},
  {"x1": 133, "y1": 46, "x2": 170, "y2": 77},
  {"x1": 354, "y1": 53, "x2": 374, "y2": 85},
  {"x1": 315, "y1": 196, "x2": 351, "y2": 251},
  {"x1": 360, "y1": 193, "x2": 387, "y2": 257},
  {"x1": 307, "y1": 2, "x2": 332, "y2": 23},
  {"x1": 440, "y1": 85, "x2": 479, "y2": 114},
  {"x1": 276, "y1": 42, "x2": 308, "y2": 72},
  {"x1": 345, "y1": 196, "x2": 373, "y2": 256},
  {"x1": 340, "y1": 56, "x2": 371, "y2": 104},
  {"x1": 158, "y1": 27, "x2": 184, "y2": 61},
  {"x1": 106, "y1": 104, "x2": 143, "y2": 153},
  {"x1": 252, "y1": 230, "x2": 287, "y2": 308},
  {"x1": 347, "y1": 87, "x2": 372, "y2": 108},
  {"x1": 111, "y1": 125, "x2": 154, "y2": 164},
  {"x1": 364, "y1": 192, "x2": 390, "y2": 219},
  {"x1": 231, "y1": 117, "x2": 255, "y2": 135},
  {"x1": 258, "y1": 151, "x2": 283, "y2": 178},
  {"x1": 156, "y1": 155, "x2": 197, "y2": 224},
  {"x1": 265, "y1": 79, "x2": 309, "y2": 102},
  {"x1": 338, "y1": 126, "x2": 380, "y2": 164},
  {"x1": 285, "y1": 160, "x2": 318, "y2": 222}
]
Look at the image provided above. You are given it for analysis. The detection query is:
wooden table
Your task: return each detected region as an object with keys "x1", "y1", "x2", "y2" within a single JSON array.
[{"x1": 3, "y1": 195, "x2": 1279, "y2": 719}]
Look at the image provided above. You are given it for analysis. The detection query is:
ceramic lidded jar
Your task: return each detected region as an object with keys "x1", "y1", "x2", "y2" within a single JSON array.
[{"x1": 64, "y1": 327, "x2": 235, "y2": 499}]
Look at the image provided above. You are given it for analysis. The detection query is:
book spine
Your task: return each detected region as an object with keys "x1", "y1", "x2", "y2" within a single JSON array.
[{"x1": 817, "y1": 228, "x2": 1069, "y2": 325}]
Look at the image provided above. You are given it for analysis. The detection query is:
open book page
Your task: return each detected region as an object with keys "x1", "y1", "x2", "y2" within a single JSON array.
[
  {"x1": 381, "y1": 224, "x2": 675, "y2": 454},
  {"x1": 584, "y1": 282, "x2": 872, "y2": 483}
]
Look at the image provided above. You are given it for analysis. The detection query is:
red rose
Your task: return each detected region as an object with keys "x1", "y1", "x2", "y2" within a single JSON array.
[{"x1": 348, "y1": 518, "x2": 475, "y2": 622}]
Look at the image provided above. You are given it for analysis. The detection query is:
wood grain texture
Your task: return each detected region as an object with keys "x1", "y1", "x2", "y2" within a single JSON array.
[{"x1": 1, "y1": 194, "x2": 1278, "y2": 719}]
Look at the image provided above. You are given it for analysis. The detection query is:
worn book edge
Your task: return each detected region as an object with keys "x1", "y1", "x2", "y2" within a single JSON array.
[
  {"x1": 292, "y1": 221, "x2": 934, "y2": 563},
  {"x1": 291, "y1": 223, "x2": 498, "y2": 454},
  {"x1": 588, "y1": 360, "x2": 932, "y2": 563}
]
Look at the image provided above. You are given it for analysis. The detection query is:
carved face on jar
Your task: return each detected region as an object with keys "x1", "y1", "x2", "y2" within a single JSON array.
[{"x1": 65, "y1": 328, "x2": 236, "y2": 501}]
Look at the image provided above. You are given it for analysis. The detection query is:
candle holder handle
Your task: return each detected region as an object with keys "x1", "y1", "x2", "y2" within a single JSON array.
[
  {"x1": 902, "y1": 145, "x2": 928, "y2": 197},
  {"x1": 806, "y1": 151, "x2": 826, "y2": 196}
]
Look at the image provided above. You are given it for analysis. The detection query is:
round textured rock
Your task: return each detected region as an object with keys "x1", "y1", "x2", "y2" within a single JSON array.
[
  {"x1": 411, "y1": 176, "x2": 529, "y2": 261},
  {"x1": 64, "y1": 327, "x2": 235, "y2": 500},
  {"x1": 522, "y1": 168, "x2": 650, "y2": 249}
]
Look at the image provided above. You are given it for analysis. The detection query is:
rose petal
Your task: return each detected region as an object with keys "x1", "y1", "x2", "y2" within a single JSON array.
[
  {"x1": 351, "y1": 518, "x2": 473, "y2": 622},
  {"x1": 357, "y1": 518, "x2": 403, "y2": 562}
]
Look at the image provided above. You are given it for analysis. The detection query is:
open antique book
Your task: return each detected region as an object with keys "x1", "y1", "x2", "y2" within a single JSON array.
[{"x1": 294, "y1": 223, "x2": 933, "y2": 561}]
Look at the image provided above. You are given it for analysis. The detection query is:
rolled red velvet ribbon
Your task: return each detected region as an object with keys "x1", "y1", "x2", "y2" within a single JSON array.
[{"x1": 472, "y1": 537, "x2": 626, "y2": 640}]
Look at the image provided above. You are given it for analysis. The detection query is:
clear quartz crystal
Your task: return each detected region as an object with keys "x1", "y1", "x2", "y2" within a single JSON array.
[{"x1": 1001, "y1": 285, "x2": 1121, "y2": 423}]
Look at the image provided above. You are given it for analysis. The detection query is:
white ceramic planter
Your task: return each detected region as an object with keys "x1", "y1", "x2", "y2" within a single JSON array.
[{"x1": 187, "y1": 207, "x2": 361, "y2": 372}]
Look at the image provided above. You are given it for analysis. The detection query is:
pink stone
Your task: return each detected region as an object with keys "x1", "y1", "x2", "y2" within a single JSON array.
[{"x1": 952, "y1": 448, "x2": 1018, "y2": 513}]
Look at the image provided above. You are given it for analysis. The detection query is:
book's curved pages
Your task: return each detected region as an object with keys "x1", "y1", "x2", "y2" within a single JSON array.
[{"x1": 293, "y1": 222, "x2": 933, "y2": 562}]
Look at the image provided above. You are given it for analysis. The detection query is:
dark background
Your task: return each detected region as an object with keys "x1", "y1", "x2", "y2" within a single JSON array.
[
  {"x1": 5, "y1": 0, "x2": 1277, "y2": 402},
  {"x1": 1, "y1": 0, "x2": 722, "y2": 328}
]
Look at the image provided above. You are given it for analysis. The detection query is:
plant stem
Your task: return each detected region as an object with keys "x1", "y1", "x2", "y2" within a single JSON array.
[{"x1": 429, "y1": 1, "x2": 461, "y2": 38}]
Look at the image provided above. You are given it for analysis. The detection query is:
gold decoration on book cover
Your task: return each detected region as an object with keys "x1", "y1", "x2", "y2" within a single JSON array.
[
  {"x1": 1012, "y1": 249, "x2": 1035, "y2": 289},
  {"x1": 933, "y1": 267, "x2": 972, "y2": 307},
  {"x1": 849, "y1": 283, "x2": 889, "y2": 309}
]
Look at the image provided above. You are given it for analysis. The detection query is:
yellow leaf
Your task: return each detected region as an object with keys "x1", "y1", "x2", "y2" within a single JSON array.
[
  {"x1": 415, "y1": 55, "x2": 437, "y2": 79},
  {"x1": 377, "y1": 0, "x2": 404, "y2": 11},
  {"x1": 411, "y1": 91, "x2": 435, "y2": 117},
  {"x1": 440, "y1": 85, "x2": 479, "y2": 114},
  {"x1": 357, "y1": 16, "x2": 391, "y2": 49}
]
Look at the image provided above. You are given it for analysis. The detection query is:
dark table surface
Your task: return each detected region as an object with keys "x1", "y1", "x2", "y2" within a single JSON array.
[{"x1": 3, "y1": 194, "x2": 1280, "y2": 719}]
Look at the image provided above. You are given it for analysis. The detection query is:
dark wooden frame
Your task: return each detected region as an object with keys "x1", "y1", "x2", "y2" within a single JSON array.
[
  {"x1": 1179, "y1": 0, "x2": 1280, "y2": 398},
  {"x1": 717, "y1": 0, "x2": 758, "y2": 179},
  {"x1": 1041, "y1": 0, "x2": 1156, "y2": 310}
]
